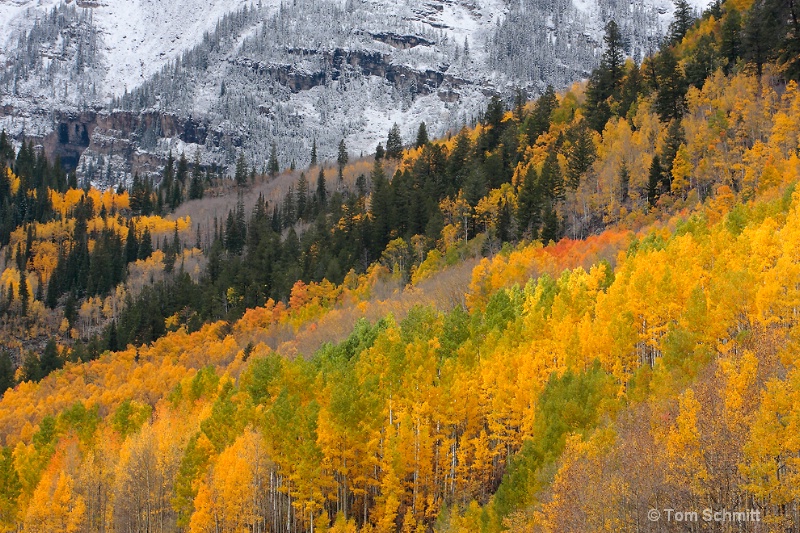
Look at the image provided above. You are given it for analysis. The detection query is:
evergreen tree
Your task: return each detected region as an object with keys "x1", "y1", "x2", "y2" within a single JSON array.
[
  {"x1": 176, "y1": 152, "x2": 189, "y2": 185},
  {"x1": 566, "y1": 123, "x2": 596, "y2": 189},
  {"x1": 107, "y1": 320, "x2": 119, "y2": 352},
  {"x1": 685, "y1": 33, "x2": 719, "y2": 88},
  {"x1": 0, "y1": 350, "x2": 13, "y2": 396},
  {"x1": 296, "y1": 173, "x2": 308, "y2": 219},
  {"x1": 40, "y1": 338, "x2": 62, "y2": 377},
  {"x1": 744, "y1": 0, "x2": 783, "y2": 77},
  {"x1": 189, "y1": 152, "x2": 204, "y2": 200},
  {"x1": 386, "y1": 123, "x2": 403, "y2": 159},
  {"x1": 369, "y1": 159, "x2": 392, "y2": 253},
  {"x1": 18, "y1": 274, "x2": 29, "y2": 317},
  {"x1": 235, "y1": 152, "x2": 248, "y2": 187},
  {"x1": 21, "y1": 352, "x2": 42, "y2": 382},
  {"x1": 586, "y1": 21, "x2": 626, "y2": 131},
  {"x1": 316, "y1": 168, "x2": 327, "y2": 207},
  {"x1": 337, "y1": 139, "x2": 348, "y2": 186},
  {"x1": 541, "y1": 147, "x2": 564, "y2": 202},
  {"x1": 268, "y1": 143, "x2": 279, "y2": 177},
  {"x1": 669, "y1": 0, "x2": 695, "y2": 45},
  {"x1": 662, "y1": 119, "x2": 685, "y2": 192},
  {"x1": 619, "y1": 63, "x2": 642, "y2": 118},
  {"x1": 601, "y1": 20, "x2": 626, "y2": 90},
  {"x1": 416, "y1": 122, "x2": 429, "y2": 148},
  {"x1": 619, "y1": 159, "x2": 630, "y2": 203},
  {"x1": 310, "y1": 139, "x2": 318, "y2": 166},
  {"x1": 648, "y1": 154, "x2": 663, "y2": 207},
  {"x1": 720, "y1": 7, "x2": 742, "y2": 75},
  {"x1": 525, "y1": 85, "x2": 558, "y2": 142},
  {"x1": 125, "y1": 222, "x2": 138, "y2": 263},
  {"x1": 517, "y1": 165, "x2": 541, "y2": 236},
  {"x1": 654, "y1": 48, "x2": 688, "y2": 122},
  {"x1": 375, "y1": 142, "x2": 385, "y2": 161},
  {"x1": 162, "y1": 151, "x2": 175, "y2": 194},
  {"x1": 138, "y1": 227, "x2": 153, "y2": 260}
]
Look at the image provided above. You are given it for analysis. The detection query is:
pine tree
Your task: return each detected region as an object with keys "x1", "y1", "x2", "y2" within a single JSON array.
[
  {"x1": 619, "y1": 63, "x2": 642, "y2": 118},
  {"x1": 566, "y1": 123, "x2": 596, "y2": 189},
  {"x1": 525, "y1": 85, "x2": 558, "y2": 142},
  {"x1": 162, "y1": 151, "x2": 175, "y2": 191},
  {"x1": 337, "y1": 139, "x2": 348, "y2": 187},
  {"x1": 125, "y1": 222, "x2": 138, "y2": 263},
  {"x1": 386, "y1": 124, "x2": 403, "y2": 159},
  {"x1": 415, "y1": 122, "x2": 429, "y2": 148},
  {"x1": 375, "y1": 142, "x2": 385, "y2": 161},
  {"x1": 310, "y1": 139, "x2": 318, "y2": 167},
  {"x1": 268, "y1": 143, "x2": 279, "y2": 177},
  {"x1": 176, "y1": 152, "x2": 189, "y2": 185},
  {"x1": 648, "y1": 154, "x2": 663, "y2": 207},
  {"x1": 235, "y1": 153, "x2": 248, "y2": 187},
  {"x1": 585, "y1": 21, "x2": 626, "y2": 132},
  {"x1": 316, "y1": 168, "x2": 327, "y2": 207},
  {"x1": 517, "y1": 165, "x2": 541, "y2": 236},
  {"x1": 601, "y1": 20, "x2": 626, "y2": 91},
  {"x1": 720, "y1": 7, "x2": 742, "y2": 75},
  {"x1": 189, "y1": 152, "x2": 204, "y2": 200},
  {"x1": 541, "y1": 147, "x2": 564, "y2": 202},
  {"x1": 0, "y1": 350, "x2": 13, "y2": 395},
  {"x1": 40, "y1": 339, "x2": 62, "y2": 377},
  {"x1": 369, "y1": 159, "x2": 392, "y2": 252},
  {"x1": 138, "y1": 227, "x2": 153, "y2": 260},
  {"x1": 18, "y1": 274, "x2": 29, "y2": 317},
  {"x1": 669, "y1": 0, "x2": 695, "y2": 45},
  {"x1": 743, "y1": 0, "x2": 783, "y2": 78},
  {"x1": 654, "y1": 48, "x2": 688, "y2": 122},
  {"x1": 107, "y1": 320, "x2": 118, "y2": 352},
  {"x1": 619, "y1": 159, "x2": 630, "y2": 203},
  {"x1": 296, "y1": 173, "x2": 308, "y2": 219}
]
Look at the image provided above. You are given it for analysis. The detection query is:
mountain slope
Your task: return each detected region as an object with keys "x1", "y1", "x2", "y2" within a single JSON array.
[{"x1": 0, "y1": 0, "x2": 707, "y2": 182}]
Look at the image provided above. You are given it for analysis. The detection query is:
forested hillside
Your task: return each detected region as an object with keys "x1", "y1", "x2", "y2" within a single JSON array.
[{"x1": 2, "y1": 0, "x2": 800, "y2": 530}]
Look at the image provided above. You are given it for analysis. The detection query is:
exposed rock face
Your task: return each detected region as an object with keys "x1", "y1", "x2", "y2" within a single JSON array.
[
  {"x1": 0, "y1": 106, "x2": 213, "y2": 180},
  {"x1": 237, "y1": 48, "x2": 464, "y2": 96}
]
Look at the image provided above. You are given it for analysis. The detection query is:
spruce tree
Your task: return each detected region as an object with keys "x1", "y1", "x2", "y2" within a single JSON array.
[
  {"x1": 337, "y1": 139, "x2": 348, "y2": 186},
  {"x1": 654, "y1": 48, "x2": 688, "y2": 122},
  {"x1": 619, "y1": 159, "x2": 630, "y2": 203},
  {"x1": 386, "y1": 124, "x2": 403, "y2": 159},
  {"x1": 0, "y1": 350, "x2": 14, "y2": 396},
  {"x1": 18, "y1": 274, "x2": 29, "y2": 317},
  {"x1": 235, "y1": 153, "x2": 248, "y2": 187},
  {"x1": 669, "y1": 0, "x2": 695, "y2": 45},
  {"x1": 648, "y1": 155, "x2": 663, "y2": 207},
  {"x1": 162, "y1": 151, "x2": 175, "y2": 191},
  {"x1": 125, "y1": 222, "x2": 138, "y2": 263},
  {"x1": 517, "y1": 165, "x2": 541, "y2": 236},
  {"x1": 566, "y1": 124, "x2": 596, "y2": 189},
  {"x1": 40, "y1": 339, "x2": 62, "y2": 376},
  {"x1": 720, "y1": 7, "x2": 742, "y2": 75},
  {"x1": 416, "y1": 122, "x2": 429, "y2": 148},
  {"x1": 189, "y1": 153, "x2": 204, "y2": 200},
  {"x1": 296, "y1": 173, "x2": 308, "y2": 219},
  {"x1": 310, "y1": 139, "x2": 318, "y2": 166},
  {"x1": 138, "y1": 227, "x2": 153, "y2": 260},
  {"x1": 375, "y1": 143, "x2": 385, "y2": 161},
  {"x1": 525, "y1": 86, "x2": 558, "y2": 141},
  {"x1": 316, "y1": 168, "x2": 327, "y2": 207},
  {"x1": 268, "y1": 143, "x2": 279, "y2": 177},
  {"x1": 176, "y1": 152, "x2": 189, "y2": 185}
]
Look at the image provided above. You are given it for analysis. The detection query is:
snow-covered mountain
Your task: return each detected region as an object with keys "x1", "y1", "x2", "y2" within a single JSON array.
[{"x1": 0, "y1": 0, "x2": 710, "y2": 184}]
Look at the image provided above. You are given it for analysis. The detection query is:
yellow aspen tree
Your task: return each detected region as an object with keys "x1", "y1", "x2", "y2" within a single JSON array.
[{"x1": 24, "y1": 470, "x2": 86, "y2": 533}]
